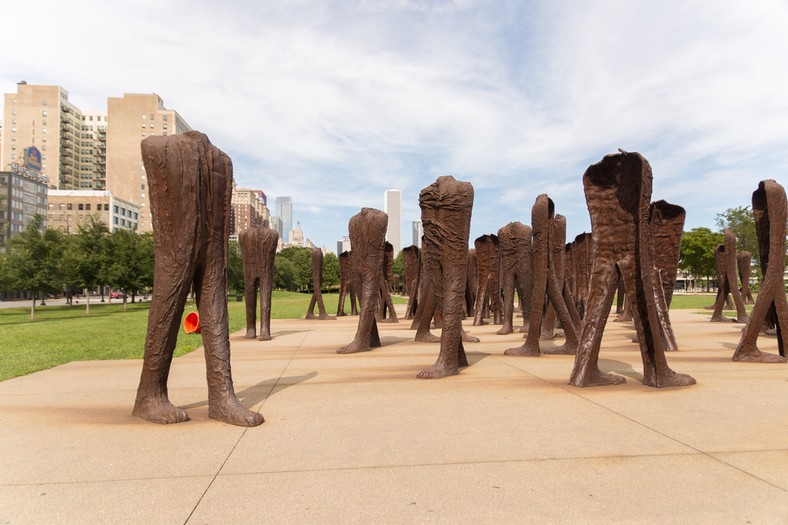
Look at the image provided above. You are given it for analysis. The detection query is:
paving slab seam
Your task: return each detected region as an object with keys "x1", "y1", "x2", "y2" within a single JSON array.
[
  {"x1": 0, "y1": 474, "x2": 215, "y2": 488},
  {"x1": 182, "y1": 323, "x2": 316, "y2": 524},
  {"x1": 203, "y1": 450, "x2": 761, "y2": 477},
  {"x1": 488, "y1": 355, "x2": 788, "y2": 494}
]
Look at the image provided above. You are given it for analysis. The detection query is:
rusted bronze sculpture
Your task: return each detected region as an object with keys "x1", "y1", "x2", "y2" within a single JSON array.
[
  {"x1": 733, "y1": 180, "x2": 788, "y2": 363},
  {"x1": 568, "y1": 151, "x2": 695, "y2": 388},
  {"x1": 336, "y1": 251, "x2": 357, "y2": 316},
  {"x1": 647, "y1": 200, "x2": 685, "y2": 351},
  {"x1": 377, "y1": 242, "x2": 398, "y2": 323},
  {"x1": 710, "y1": 229, "x2": 749, "y2": 323},
  {"x1": 133, "y1": 131, "x2": 264, "y2": 426},
  {"x1": 540, "y1": 214, "x2": 567, "y2": 340},
  {"x1": 571, "y1": 233, "x2": 592, "y2": 319},
  {"x1": 505, "y1": 196, "x2": 579, "y2": 356},
  {"x1": 472, "y1": 234, "x2": 502, "y2": 326},
  {"x1": 305, "y1": 248, "x2": 335, "y2": 320},
  {"x1": 496, "y1": 222, "x2": 532, "y2": 335},
  {"x1": 338, "y1": 208, "x2": 387, "y2": 354},
  {"x1": 737, "y1": 252, "x2": 755, "y2": 304},
  {"x1": 402, "y1": 245, "x2": 421, "y2": 319},
  {"x1": 466, "y1": 249, "x2": 479, "y2": 317},
  {"x1": 238, "y1": 225, "x2": 279, "y2": 341},
  {"x1": 417, "y1": 176, "x2": 474, "y2": 378}
]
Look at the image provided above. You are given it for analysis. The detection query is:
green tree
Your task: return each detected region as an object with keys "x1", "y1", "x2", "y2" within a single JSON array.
[
  {"x1": 62, "y1": 217, "x2": 111, "y2": 315},
  {"x1": 391, "y1": 251, "x2": 404, "y2": 279},
  {"x1": 715, "y1": 206, "x2": 758, "y2": 270},
  {"x1": 277, "y1": 246, "x2": 313, "y2": 291},
  {"x1": 273, "y1": 254, "x2": 297, "y2": 291},
  {"x1": 4, "y1": 215, "x2": 65, "y2": 319},
  {"x1": 227, "y1": 240, "x2": 244, "y2": 294},
  {"x1": 679, "y1": 227, "x2": 723, "y2": 291},
  {"x1": 105, "y1": 229, "x2": 153, "y2": 309}
]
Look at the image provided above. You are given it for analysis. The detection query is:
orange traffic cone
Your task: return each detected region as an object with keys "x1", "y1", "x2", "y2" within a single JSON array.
[{"x1": 183, "y1": 311, "x2": 201, "y2": 334}]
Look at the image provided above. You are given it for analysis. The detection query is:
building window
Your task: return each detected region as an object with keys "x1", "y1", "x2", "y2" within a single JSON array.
[
  {"x1": 78, "y1": 204, "x2": 84, "y2": 211},
  {"x1": 85, "y1": 204, "x2": 91, "y2": 211},
  {"x1": 113, "y1": 205, "x2": 118, "y2": 213},
  {"x1": 104, "y1": 204, "x2": 109, "y2": 211},
  {"x1": 42, "y1": 110, "x2": 47, "y2": 116}
]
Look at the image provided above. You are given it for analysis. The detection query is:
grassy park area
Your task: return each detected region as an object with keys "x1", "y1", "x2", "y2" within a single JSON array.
[{"x1": 0, "y1": 291, "x2": 734, "y2": 382}]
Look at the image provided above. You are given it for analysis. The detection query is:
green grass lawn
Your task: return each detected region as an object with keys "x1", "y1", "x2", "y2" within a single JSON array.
[
  {"x1": 0, "y1": 291, "x2": 409, "y2": 382},
  {"x1": 0, "y1": 290, "x2": 729, "y2": 382}
]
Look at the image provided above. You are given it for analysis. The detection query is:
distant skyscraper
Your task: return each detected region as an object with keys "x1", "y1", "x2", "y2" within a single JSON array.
[
  {"x1": 384, "y1": 189, "x2": 402, "y2": 255},
  {"x1": 412, "y1": 220, "x2": 423, "y2": 248},
  {"x1": 276, "y1": 196, "x2": 292, "y2": 243}
]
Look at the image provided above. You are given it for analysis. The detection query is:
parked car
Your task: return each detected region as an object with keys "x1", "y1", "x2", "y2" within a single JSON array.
[{"x1": 110, "y1": 292, "x2": 126, "y2": 299}]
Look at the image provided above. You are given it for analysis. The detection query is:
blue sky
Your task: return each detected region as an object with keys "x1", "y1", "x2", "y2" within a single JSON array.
[{"x1": 3, "y1": 0, "x2": 788, "y2": 251}]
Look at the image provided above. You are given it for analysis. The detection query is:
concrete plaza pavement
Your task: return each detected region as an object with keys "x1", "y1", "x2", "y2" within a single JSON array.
[{"x1": 1, "y1": 306, "x2": 787, "y2": 523}]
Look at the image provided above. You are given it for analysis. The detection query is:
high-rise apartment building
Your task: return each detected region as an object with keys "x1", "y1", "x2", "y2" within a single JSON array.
[
  {"x1": 230, "y1": 185, "x2": 270, "y2": 235},
  {"x1": 2, "y1": 83, "x2": 84, "y2": 190},
  {"x1": 412, "y1": 220, "x2": 423, "y2": 248},
  {"x1": 46, "y1": 190, "x2": 139, "y2": 233},
  {"x1": 0, "y1": 167, "x2": 48, "y2": 244},
  {"x1": 106, "y1": 93, "x2": 191, "y2": 232},
  {"x1": 275, "y1": 196, "x2": 292, "y2": 244},
  {"x1": 80, "y1": 111, "x2": 107, "y2": 190},
  {"x1": 384, "y1": 189, "x2": 402, "y2": 255}
]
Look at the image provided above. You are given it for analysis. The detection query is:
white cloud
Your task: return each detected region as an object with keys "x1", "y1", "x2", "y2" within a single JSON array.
[{"x1": 2, "y1": 0, "x2": 787, "y2": 248}]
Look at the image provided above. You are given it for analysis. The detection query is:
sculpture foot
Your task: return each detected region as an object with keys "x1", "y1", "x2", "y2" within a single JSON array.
[
  {"x1": 244, "y1": 329, "x2": 256, "y2": 339},
  {"x1": 736, "y1": 314, "x2": 750, "y2": 324},
  {"x1": 415, "y1": 332, "x2": 441, "y2": 343},
  {"x1": 337, "y1": 342, "x2": 373, "y2": 354},
  {"x1": 208, "y1": 395, "x2": 264, "y2": 427},
  {"x1": 337, "y1": 311, "x2": 346, "y2": 317},
  {"x1": 710, "y1": 315, "x2": 735, "y2": 323},
  {"x1": 318, "y1": 313, "x2": 337, "y2": 320},
  {"x1": 496, "y1": 325, "x2": 513, "y2": 335},
  {"x1": 542, "y1": 343, "x2": 576, "y2": 355},
  {"x1": 305, "y1": 312, "x2": 318, "y2": 320},
  {"x1": 504, "y1": 343, "x2": 540, "y2": 356},
  {"x1": 569, "y1": 368, "x2": 626, "y2": 387},
  {"x1": 540, "y1": 331, "x2": 556, "y2": 340},
  {"x1": 379, "y1": 317, "x2": 398, "y2": 323},
  {"x1": 258, "y1": 333, "x2": 272, "y2": 342},
  {"x1": 733, "y1": 344, "x2": 787, "y2": 363},
  {"x1": 643, "y1": 370, "x2": 697, "y2": 388},
  {"x1": 417, "y1": 362, "x2": 459, "y2": 379},
  {"x1": 461, "y1": 331, "x2": 480, "y2": 343},
  {"x1": 133, "y1": 396, "x2": 190, "y2": 424}
]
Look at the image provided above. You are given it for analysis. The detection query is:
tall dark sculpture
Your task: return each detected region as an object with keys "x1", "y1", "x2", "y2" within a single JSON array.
[
  {"x1": 133, "y1": 131, "x2": 263, "y2": 426},
  {"x1": 402, "y1": 245, "x2": 421, "y2": 319},
  {"x1": 466, "y1": 249, "x2": 479, "y2": 317},
  {"x1": 647, "y1": 200, "x2": 685, "y2": 351},
  {"x1": 377, "y1": 242, "x2": 398, "y2": 323},
  {"x1": 336, "y1": 251, "x2": 357, "y2": 316},
  {"x1": 305, "y1": 248, "x2": 335, "y2": 320},
  {"x1": 417, "y1": 176, "x2": 474, "y2": 379},
  {"x1": 238, "y1": 225, "x2": 279, "y2": 341},
  {"x1": 568, "y1": 151, "x2": 695, "y2": 388},
  {"x1": 472, "y1": 234, "x2": 501, "y2": 326},
  {"x1": 540, "y1": 214, "x2": 567, "y2": 340},
  {"x1": 496, "y1": 222, "x2": 532, "y2": 335},
  {"x1": 506, "y1": 196, "x2": 579, "y2": 356},
  {"x1": 571, "y1": 233, "x2": 592, "y2": 319},
  {"x1": 737, "y1": 252, "x2": 755, "y2": 304},
  {"x1": 338, "y1": 208, "x2": 387, "y2": 354},
  {"x1": 710, "y1": 229, "x2": 749, "y2": 323},
  {"x1": 734, "y1": 180, "x2": 788, "y2": 363}
]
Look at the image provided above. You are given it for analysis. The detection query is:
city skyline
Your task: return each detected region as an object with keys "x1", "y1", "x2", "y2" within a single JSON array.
[{"x1": 2, "y1": 2, "x2": 787, "y2": 249}]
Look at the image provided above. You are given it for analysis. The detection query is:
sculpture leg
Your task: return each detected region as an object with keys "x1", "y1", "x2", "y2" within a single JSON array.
[
  {"x1": 258, "y1": 271, "x2": 273, "y2": 341},
  {"x1": 132, "y1": 250, "x2": 195, "y2": 424},
  {"x1": 243, "y1": 275, "x2": 258, "y2": 339},
  {"x1": 568, "y1": 263, "x2": 624, "y2": 387},
  {"x1": 497, "y1": 270, "x2": 516, "y2": 335}
]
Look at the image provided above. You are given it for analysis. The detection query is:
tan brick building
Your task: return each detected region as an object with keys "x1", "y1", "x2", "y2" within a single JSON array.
[{"x1": 47, "y1": 190, "x2": 140, "y2": 233}]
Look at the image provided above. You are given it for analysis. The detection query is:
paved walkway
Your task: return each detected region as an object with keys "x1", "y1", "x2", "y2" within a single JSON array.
[{"x1": 1, "y1": 307, "x2": 787, "y2": 524}]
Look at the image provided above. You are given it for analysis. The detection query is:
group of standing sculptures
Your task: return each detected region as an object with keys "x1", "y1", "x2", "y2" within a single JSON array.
[{"x1": 130, "y1": 132, "x2": 786, "y2": 428}]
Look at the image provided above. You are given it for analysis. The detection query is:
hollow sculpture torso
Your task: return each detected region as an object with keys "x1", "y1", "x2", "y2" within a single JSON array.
[
  {"x1": 505, "y1": 196, "x2": 580, "y2": 356},
  {"x1": 473, "y1": 234, "x2": 502, "y2": 326},
  {"x1": 733, "y1": 180, "x2": 788, "y2": 363},
  {"x1": 337, "y1": 208, "x2": 387, "y2": 354},
  {"x1": 132, "y1": 131, "x2": 263, "y2": 426},
  {"x1": 402, "y1": 245, "x2": 421, "y2": 320},
  {"x1": 540, "y1": 214, "x2": 568, "y2": 340},
  {"x1": 568, "y1": 151, "x2": 695, "y2": 388},
  {"x1": 496, "y1": 221, "x2": 532, "y2": 335},
  {"x1": 710, "y1": 229, "x2": 749, "y2": 323},
  {"x1": 737, "y1": 252, "x2": 755, "y2": 304},
  {"x1": 238, "y1": 225, "x2": 279, "y2": 341},
  {"x1": 336, "y1": 251, "x2": 357, "y2": 316},
  {"x1": 417, "y1": 176, "x2": 474, "y2": 379},
  {"x1": 305, "y1": 248, "x2": 335, "y2": 320}
]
